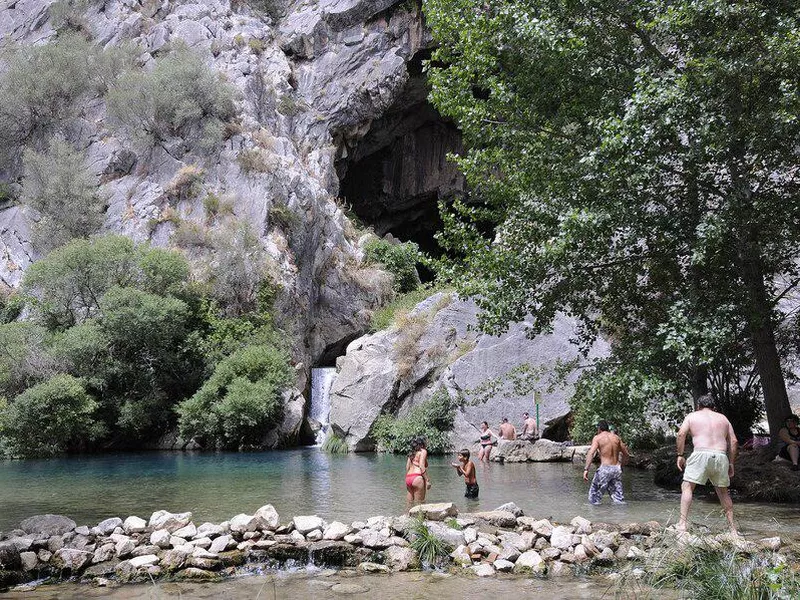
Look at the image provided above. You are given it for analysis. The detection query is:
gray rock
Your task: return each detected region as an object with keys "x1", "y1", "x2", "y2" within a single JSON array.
[
  {"x1": 358, "y1": 561, "x2": 391, "y2": 573},
  {"x1": 47, "y1": 536, "x2": 65, "y2": 553},
  {"x1": 131, "y1": 544, "x2": 161, "y2": 557},
  {"x1": 293, "y1": 515, "x2": 324, "y2": 535},
  {"x1": 150, "y1": 529, "x2": 172, "y2": 549},
  {"x1": 92, "y1": 543, "x2": 116, "y2": 564},
  {"x1": 308, "y1": 540, "x2": 357, "y2": 568},
  {"x1": 74, "y1": 526, "x2": 91, "y2": 537},
  {"x1": 230, "y1": 514, "x2": 259, "y2": 533},
  {"x1": 323, "y1": 521, "x2": 350, "y2": 540},
  {"x1": 172, "y1": 523, "x2": 197, "y2": 539},
  {"x1": 471, "y1": 563, "x2": 496, "y2": 577},
  {"x1": 115, "y1": 539, "x2": 136, "y2": 558},
  {"x1": 128, "y1": 554, "x2": 160, "y2": 568},
  {"x1": 494, "y1": 502, "x2": 524, "y2": 517},
  {"x1": 255, "y1": 505, "x2": 280, "y2": 531},
  {"x1": 195, "y1": 523, "x2": 225, "y2": 539},
  {"x1": 188, "y1": 537, "x2": 212, "y2": 549},
  {"x1": 408, "y1": 503, "x2": 458, "y2": 521},
  {"x1": 176, "y1": 567, "x2": 221, "y2": 581},
  {"x1": 96, "y1": 518, "x2": 123, "y2": 535},
  {"x1": 493, "y1": 559, "x2": 514, "y2": 572},
  {"x1": 550, "y1": 526, "x2": 579, "y2": 550},
  {"x1": 148, "y1": 511, "x2": 192, "y2": 533},
  {"x1": 20, "y1": 551, "x2": 38, "y2": 571},
  {"x1": 122, "y1": 516, "x2": 147, "y2": 534},
  {"x1": 0, "y1": 540, "x2": 22, "y2": 570},
  {"x1": 571, "y1": 516, "x2": 592, "y2": 534},
  {"x1": 424, "y1": 522, "x2": 465, "y2": 548},
  {"x1": 209, "y1": 535, "x2": 233, "y2": 554},
  {"x1": 37, "y1": 549, "x2": 52, "y2": 563},
  {"x1": 53, "y1": 548, "x2": 91, "y2": 572},
  {"x1": 306, "y1": 529, "x2": 323, "y2": 541},
  {"x1": 385, "y1": 546, "x2": 416, "y2": 571},
  {"x1": 514, "y1": 550, "x2": 545, "y2": 574},
  {"x1": 450, "y1": 544, "x2": 472, "y2": 566},
  {"x1": 160, "y1": 549, "x2": 189, "y2": 572},
  {"x1": 20, "y1": 515, "x2": 76, "y2": 537},
  {"x1": 468, "y1": 511, "x2": 517, "y2": 528}
]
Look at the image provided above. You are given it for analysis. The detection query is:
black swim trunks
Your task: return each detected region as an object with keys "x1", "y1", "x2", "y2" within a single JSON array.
[{"x1": 465, "y1": 483, "x2": 479, "y2": 499}]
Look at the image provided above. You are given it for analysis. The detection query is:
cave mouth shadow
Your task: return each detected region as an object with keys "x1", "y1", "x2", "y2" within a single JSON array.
[{"x1": 336, "y1": 69, "x2": 464, "y2": 257}]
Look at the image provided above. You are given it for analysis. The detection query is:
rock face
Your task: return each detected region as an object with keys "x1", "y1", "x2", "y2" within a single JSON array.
[
  {"x1": 0, "y1": 0, "x2": 440, "y2": 448},
  {"x1": 329, "y1": 295, "x2": 608, "y2": 450}
]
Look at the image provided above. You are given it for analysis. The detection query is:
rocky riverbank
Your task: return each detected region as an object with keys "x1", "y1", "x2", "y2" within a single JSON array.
[{"x1": 0, "y1": 502, "x2": 792, "y2": 593}]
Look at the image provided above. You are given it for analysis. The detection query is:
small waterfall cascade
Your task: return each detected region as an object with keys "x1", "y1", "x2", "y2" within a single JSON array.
[{"x1": 310, "y1": 367, "x2": 337, "y2": 445}]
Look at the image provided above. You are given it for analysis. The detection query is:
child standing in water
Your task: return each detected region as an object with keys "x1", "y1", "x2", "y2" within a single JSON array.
[{"x1": 452, "y1": 449, "x2": 479, "y2": 498}]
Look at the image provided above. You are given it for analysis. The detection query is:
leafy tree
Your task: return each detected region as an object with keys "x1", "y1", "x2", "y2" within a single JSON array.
[
  {"x1": 22, "y1": 137, "x2": 105, "y2": 251},
  {"x1": 177, "y1": 344, "x2": 292, "y2": 449},
  {"x1": 0, "y1": 374, "x2": 102, "y2": 458},
  {"x1": 23, "y1": 235, "x2": 191, "y2": 329},
  {"x1": 0, "y1": 322, "x2": 57, "y2": 398},
  {"x1": 424, "y1": 0, "x2": 800, "y2": 437},
  {"x1": 107, "y1": 45, "x2": 237, "y2": 152}
]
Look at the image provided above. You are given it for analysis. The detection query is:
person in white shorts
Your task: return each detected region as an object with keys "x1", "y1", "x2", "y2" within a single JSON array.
[{"x1": 676, "y1": 394, "x2": 738, "y2": 534}]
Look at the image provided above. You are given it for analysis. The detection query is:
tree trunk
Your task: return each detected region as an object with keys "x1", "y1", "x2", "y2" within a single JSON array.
[{"x1": 740, "y1": 242, "x2": 791, "y2": 439}]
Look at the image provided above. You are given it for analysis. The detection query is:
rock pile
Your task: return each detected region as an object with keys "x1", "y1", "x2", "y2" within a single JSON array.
[{"x1": 0, "y1": 503, "x2": 785, "y2": 590}]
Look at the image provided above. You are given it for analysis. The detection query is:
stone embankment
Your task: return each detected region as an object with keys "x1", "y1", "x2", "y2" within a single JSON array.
[{"x1": 0, "y1": 504, "x2": 787, "y2": 591}]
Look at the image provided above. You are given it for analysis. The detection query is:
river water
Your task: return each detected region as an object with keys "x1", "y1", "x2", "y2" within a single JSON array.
[
  {"x1": 2, "y1": 448, "x2": 799, "y2": 538},
  {"x1": 2, "y1": 571, "x2": 680, "y2": 600}
]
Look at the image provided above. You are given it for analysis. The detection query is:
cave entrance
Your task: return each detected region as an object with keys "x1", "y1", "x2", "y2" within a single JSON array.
[{"x1": 336, "y1": 53, "x2": 464, "y2": 257}]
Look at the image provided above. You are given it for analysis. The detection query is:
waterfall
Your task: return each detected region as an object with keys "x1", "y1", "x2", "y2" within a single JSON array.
[{"x1": 310, "y1": 367, "x2": 337, "y2": 445}]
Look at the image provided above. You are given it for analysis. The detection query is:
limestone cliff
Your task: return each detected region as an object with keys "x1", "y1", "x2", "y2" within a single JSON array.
[{"x1": 0, "y1": 0, "x2": 457, "y2": 444}]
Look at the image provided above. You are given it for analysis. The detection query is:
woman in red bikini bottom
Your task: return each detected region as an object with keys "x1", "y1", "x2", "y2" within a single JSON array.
[{"x1": 406, "y1": 437, "x2": 430, "y2": 508}]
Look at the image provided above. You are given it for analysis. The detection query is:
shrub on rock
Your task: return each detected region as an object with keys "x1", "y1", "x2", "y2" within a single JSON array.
[{"x1": 177, "y1": 344, "x2": 291, "y2": 449}]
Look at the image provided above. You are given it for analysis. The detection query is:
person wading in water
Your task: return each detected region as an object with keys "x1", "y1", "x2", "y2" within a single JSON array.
[
  {"x1": 405, "y1": 437, "x2": 430, "y2": 508},
  {"x1": 676, "y1": 394, "x2": 738, "y2": 535},
  {"x1": 583, "y1": 420, "x2": 630, "y2": 505}
]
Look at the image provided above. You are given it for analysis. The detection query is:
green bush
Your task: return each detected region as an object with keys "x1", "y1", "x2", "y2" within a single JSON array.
[
  {"x1": 107, "y1": 45, "x2": 237, "y2": 152},
  {"x1": 22, "y1": 137, "x2": 104, "y2": 252},
  {"x1": 364, "y1": 237, "x2": 421, "y2": 293},
  {"x1": 646, "y1": 545, "x2": 800, "y2": 600},
  {"x1": 372, "y1": 388, "x2": 455, "y2": 454},
  {"x1": 569, "y1": 361, "x2": 686, "y2": 449},
  {"x1": 0, "y1": 323, "x2": 55, "y2": 398},
  {"x1": 408, "y1": 518, "x2": 450, "y2": 565},
  {"x1": 0, "y1": 374, "x2": 102, "y2": 458},
  {"x1": 0, "y1": 33, "x2": 129, "y2": 165},
  {"x1": 23, "y1": 235, "x2": 191, "y2": 329},
  {"x1": 369, "y1": 283, "x2": 452, "y2": 332},
  {"x1": 177, "y1": 344, "x2": 292, "y2": 449},
  {"x1": 321, "y1": 433, "x2": 349, "y2": 454}
]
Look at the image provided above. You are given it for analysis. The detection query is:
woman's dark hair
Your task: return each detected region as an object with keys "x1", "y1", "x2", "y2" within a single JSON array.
[
  {"x1": 481, "y1": 421, "x2": 488, "y2": 428},
  {"x1": 408, "y1": 436, "x2": 426, "y2": 458},
  {"x1": 786, "y1": 415, "x2": 799, "y2": 425}
]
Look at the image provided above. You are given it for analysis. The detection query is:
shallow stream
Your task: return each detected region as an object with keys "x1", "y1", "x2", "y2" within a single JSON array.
[{"x1": 3, "y1": 448, "x2": 799, "y2": 538}]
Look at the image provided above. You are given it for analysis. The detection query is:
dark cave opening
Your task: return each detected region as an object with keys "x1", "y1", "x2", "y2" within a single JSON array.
[{"x1": 336, "y1": 56, "x2": 464, "y2": 258}]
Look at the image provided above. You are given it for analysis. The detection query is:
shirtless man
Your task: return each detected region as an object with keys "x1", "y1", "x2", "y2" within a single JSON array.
[
  {"x1": 583, "y1": 420, "x2": 630, "y2": 505},
  {"x1": 498, "y1": 417, "x2": 516, "y2": 440},
  {"x1": 520, "y1": 412, "x2": 539, "y2": 440},
  {"x1": 676, "y1": 394, "x2": 738, "y2": 534}
]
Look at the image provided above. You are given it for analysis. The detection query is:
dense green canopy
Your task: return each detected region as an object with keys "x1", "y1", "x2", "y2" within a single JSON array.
[{"x1": 424, "y1": 0, "x2": 800, "y2": 436}]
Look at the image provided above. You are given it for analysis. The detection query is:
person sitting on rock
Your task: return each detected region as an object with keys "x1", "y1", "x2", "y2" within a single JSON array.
[
  {"x1": 499, "y1": 417, "x2": 517, "y2": 440},
  {"x1": 778, "y1": 415, "x2": 800, "y2": 471},
  {"x1": 520, "y1": 411, "x2": 539, "y2": 441},
  {"x1": 452, "y1": 448, "x2": 479, "y2": 499},
  {"x1": 583, "y1": 420, "x2": 630, "y2": 505}
]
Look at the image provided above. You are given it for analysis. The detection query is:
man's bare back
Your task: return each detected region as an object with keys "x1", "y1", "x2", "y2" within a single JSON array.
[
  {"x1": 499, "y1": 421, "x2": 516, "y2": 440},
  {"x1": 588, "y1": 431, "x2": 629, "y2": 467},
  {"x1": 679, "y1": 409, "x2": 734, "y2": 452}
]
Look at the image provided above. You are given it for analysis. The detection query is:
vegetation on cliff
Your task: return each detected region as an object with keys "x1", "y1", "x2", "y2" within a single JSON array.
[
  {"x1": 424, "y1": 0, "x2": 800, "y2": 439},
  {"x1": 0, "y1": 235, "x2": 291, "y2": 458}
]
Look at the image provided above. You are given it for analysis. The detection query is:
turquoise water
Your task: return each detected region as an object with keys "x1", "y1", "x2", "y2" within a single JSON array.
[{"x1": 2, "y1": 448, "x2": 799, "y2": 537}]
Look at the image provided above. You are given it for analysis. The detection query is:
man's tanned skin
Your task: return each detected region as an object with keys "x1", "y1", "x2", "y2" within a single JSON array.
[
  {"x1": 498, "y1": 418, "x2": 516, "y2": 440},
  {"x1": 676, "y1": 394, "x2": 738, "y2": 534},
  {"x1": 584, "y1": 421, "x2": 630, "y2": 504}
]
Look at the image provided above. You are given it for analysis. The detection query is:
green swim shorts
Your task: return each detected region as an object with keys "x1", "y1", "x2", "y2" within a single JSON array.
[{"x1": 683, "y1": 449, "x2": 730, "y2": 488}]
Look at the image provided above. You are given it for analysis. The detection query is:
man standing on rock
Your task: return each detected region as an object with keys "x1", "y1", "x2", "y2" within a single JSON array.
[
  {"x1": 583, "y1": 420, "x2": 630, "y2": 505},
  {"x1": 520, "y1": 411, "x2": 539, "y2": 440},
  {"x1": 499, "y1": 417, "x2": 517, "y2": 440},
  {"x1": 676, "y1": 394, "x2": 738, "y2": 535}
]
